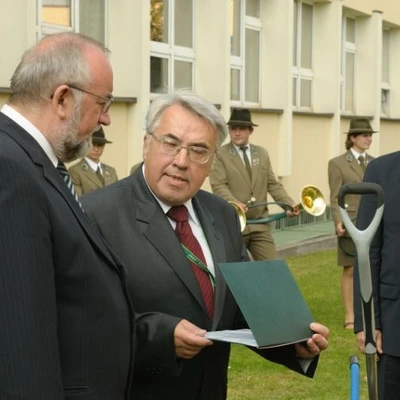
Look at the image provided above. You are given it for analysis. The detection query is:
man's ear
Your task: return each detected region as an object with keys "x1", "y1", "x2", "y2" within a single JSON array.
[
  {"x1": 142, "y1": 134, "x2": 149, "y2": 160},
  {"x1": 52, "y1": 85, "x2": 73, "y2": 120}
]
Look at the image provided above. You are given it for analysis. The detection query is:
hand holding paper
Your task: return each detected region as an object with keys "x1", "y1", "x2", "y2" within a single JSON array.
[
  {"x1": 295, "y1": 322, "x2": 329, "y2": 359},
  {"x1": 206, "y1": 260, "x2": 329, "y2": 352}
]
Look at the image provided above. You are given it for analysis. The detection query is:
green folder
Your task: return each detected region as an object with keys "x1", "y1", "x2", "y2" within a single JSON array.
[{"x1": 208, "y1": 260, "x2": 314, "y2": 348}]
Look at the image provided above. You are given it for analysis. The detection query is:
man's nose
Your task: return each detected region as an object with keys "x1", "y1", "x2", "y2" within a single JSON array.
[{"x1": 173, "y1": 147, "x2": 190, "y2": 166}]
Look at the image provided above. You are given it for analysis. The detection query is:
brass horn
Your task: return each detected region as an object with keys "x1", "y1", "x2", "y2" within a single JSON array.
[
  {"x1": 298, "y1": 185, "x2": 326, "y2": 217},
  {"x1": 229, "y1": 184, "x2": 326, "y2": 232},
  {"x1": 228, "y1": 201, "x2": 247, "y2": 232}
]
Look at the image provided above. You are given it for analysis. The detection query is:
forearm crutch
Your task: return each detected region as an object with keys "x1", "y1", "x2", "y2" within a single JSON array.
[{"x1": 338, "y1": 182, "x2": 384, "y2": 400}]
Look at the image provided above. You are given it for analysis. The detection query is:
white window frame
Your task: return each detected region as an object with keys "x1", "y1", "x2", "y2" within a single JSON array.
[
  {"x1": 230, "y1": 0, "x2": 262, "y2": 106},
  {"x1": 381, "y1": 29, "x2": 391, "y2": 116},
  {"x1": 150, "y1": 0, "x2": 195, "y2": 96},
  {"x1": 292, "y1": 0, "x2": 314, "y2": 110},
  {"x1": 340, "y1": 16, "x2": 356, "y2": 113},
  {"x1": 37, "y1": 0, "x2": 108, "y2": 45}
]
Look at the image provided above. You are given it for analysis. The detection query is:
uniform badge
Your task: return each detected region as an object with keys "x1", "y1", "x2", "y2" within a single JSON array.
[{"x1": 346, "y1": 154, "x2": 354, "y2": 162}]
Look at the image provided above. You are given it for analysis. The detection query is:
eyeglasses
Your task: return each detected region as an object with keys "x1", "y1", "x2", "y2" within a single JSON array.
[
  {"x1": 148, "y1": 132, "x2": 215, "y2": 164},
  {"x1": 68, "y1": 84, "x2": 114, "y2": 113}
]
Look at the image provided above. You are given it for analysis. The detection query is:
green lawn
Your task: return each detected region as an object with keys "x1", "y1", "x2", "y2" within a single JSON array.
[{"x1": 227, "y1": 249, "x2": 368, "y2": 400}]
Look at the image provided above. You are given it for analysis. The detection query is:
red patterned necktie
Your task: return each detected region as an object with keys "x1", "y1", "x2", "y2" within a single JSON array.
[{"x1": 167, "y1": 205, "x2": 214, "y2": 319}]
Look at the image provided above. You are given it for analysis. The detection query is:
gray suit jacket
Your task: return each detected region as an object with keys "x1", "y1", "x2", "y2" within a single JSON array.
[
  {"x1": 69, "y1": 158, "x2": 118, "y2": 195},
  {"x1": 82, "y1": 169, "x2": 319, "y2": 400},
  {"x1": 210, "y1": 142, "x2": 294, "y2": 232}
]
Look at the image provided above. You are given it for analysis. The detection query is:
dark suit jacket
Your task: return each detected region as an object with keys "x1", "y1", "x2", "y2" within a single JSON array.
[
  {"x1": 82, "y1": 168, "x2": 319, "y2": 400},
  {"x1": 355, "y1": 151, "x2": 400, "y2": 357},
  {"x1": 0, "y1": 113, "x2": 134, "y2": 399}
]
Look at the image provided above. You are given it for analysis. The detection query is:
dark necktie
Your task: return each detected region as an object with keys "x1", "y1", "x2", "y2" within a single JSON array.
[
  {"x1": 167, "y1": 205, "x2": 214, "y2": 319},
  {"x1": 57, "y1": 161, "x2": 83, "y2": 210},
  {"x1": 358, "y1": 155, "x2": 366, "y2": 172},
  {"x1": 240, "y1": 146, "x2": 252, "y2": 178},
  {"x1": 96, "y1": 166, "x2": 105, "y2": 185}
]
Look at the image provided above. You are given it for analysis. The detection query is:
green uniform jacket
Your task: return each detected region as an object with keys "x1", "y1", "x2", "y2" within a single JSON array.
[
  {"x1": 328, "y1": 150, "x2": 374, "y2": 228},
  {"x1": 209, "y1": 142, "x2": 294, "y2": 233},
  {"x1": 69, "y1": 158, "x2": 118, "y2": 196}
]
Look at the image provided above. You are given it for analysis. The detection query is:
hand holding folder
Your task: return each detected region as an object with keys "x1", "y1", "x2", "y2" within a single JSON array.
[{"x1": 206, "y1": 260, "x2": 314, "y2": 348}]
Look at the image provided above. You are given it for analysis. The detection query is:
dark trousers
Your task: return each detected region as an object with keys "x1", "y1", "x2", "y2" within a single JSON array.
[{"x1": 378, "y1": 354, "x2": 400, "y2": 399}]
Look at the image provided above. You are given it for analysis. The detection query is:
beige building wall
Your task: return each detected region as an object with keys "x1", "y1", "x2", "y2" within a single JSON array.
[{"x1": 2, "y1": 0, "x2": 400, "y2": 210}]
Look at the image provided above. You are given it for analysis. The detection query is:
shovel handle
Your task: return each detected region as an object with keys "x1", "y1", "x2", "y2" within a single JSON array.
[{"x1": 338, "y1": 183, "x2": 384, "y2": 209}]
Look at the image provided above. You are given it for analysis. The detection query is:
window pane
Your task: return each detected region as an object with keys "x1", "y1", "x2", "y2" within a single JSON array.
[
  {"x1": 42, "y1": 0, "x2": 71, "y2": 27},
  {"x1": 246, "y1": 0, "x2": 260, "y2": 18},
  {"x1": 382, "y1": 30, "x2": 390, "y2": 83},
  {"x1": 79, "y1": 0, "x2": 105, "y2": 44},
  {"x1": 150, "y1": 56, "x2": 169, "y2": 93},
  {"x1": 293, "y1": 0, "x2": 298, "y2": 66},
  {"x1": 345, "y1": 52, "x2": 354, "y2": 111},
  {"x1": 292, "y1": 77, "x2": 297, "y2": 106},
  {"x1": 245, "y1": 28, "x2": 260, "y2": 103},
  {"x1": 230, "y1": 0, "x2": 241, "y2": 56},
  {"x1": 381, "y1": 89, "x2": 389, "y2": 115},
  {"x1": 231, "y1": 69, "x2": 240, "y2": 101},
  {"x1": 346, "y1": 18, "x2": 355, "y2": 43},
  {"x1": 300, "y1": 79, "x2": 311, "y2": 107},
  {"x1": 301, "y1": 3, "x2": 312, "y2": 69},
  {"x1": 175, "y1": 0, "x2": 193, "y2": 47},
  {"x1": 151, "y1": 0, "x2": 169, "y2": 43},
  {"x1": 174, "y1": 60, "x2": 193, "y2": 90}
]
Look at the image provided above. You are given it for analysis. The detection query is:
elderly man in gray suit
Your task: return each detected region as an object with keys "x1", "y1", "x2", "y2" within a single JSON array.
[
  {"x1": 328, "y1": 118, "x2": 376, "y2": 330},
  {"x1": 209, "y1": 108, "x2": 299, "y2": 261},
  {"x1": 82, "y1": 91, "x2": 329, "y2": 400}
]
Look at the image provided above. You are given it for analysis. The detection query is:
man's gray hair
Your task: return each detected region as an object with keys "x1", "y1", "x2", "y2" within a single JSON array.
[
  {"x1": 146, "y1": 91, "x2": 228, "y2": 148},
  {"x1": 9, "y1": 32, "x2": 110, "y2": 106}
]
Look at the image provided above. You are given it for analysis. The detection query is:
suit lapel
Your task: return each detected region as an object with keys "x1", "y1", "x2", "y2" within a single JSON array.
[
  {"x1": 249, "y1": 144, "x2": 259, "y2": 187},
  {"x1": 228, "y1": 143, "x2": 251, "y2": 182},
  {"x1": 345, "y1": 151, "x2": 364, "y2": 180},
  {"x1": 0, "y1": 116, "x2": 119, "y2": 271},
  {"x1": 134, "y1": 174, "x2": 207, "y2": 313},
  {"x1": 80, "y1": 160, "x2": 103, "y2": 187}
]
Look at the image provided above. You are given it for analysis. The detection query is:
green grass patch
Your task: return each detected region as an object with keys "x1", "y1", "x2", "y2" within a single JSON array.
[{"x1": 227, "y1": 249, "x2": 368, "y2": 400}]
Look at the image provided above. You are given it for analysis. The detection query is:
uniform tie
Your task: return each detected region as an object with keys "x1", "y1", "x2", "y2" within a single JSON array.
[
  {"x1": 240, "y1": 146, "x2": 252, "y2": 178},
  {"x1": 96, "y1": 166, "x2": 105, "y2": 186},
  {"x1": 167, "y1": 205, "x2": 214, "y2": 319},
  {"x1": 358, "y1": 155, "x2": 366, "y2": 172},
  {"x1": 57, "y1": 161, "x2": 83, "y2": 210}
]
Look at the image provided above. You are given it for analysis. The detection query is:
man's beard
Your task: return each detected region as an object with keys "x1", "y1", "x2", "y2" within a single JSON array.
[{"x1": 52, "y1": 101, "x2": 97, "y2": 163}]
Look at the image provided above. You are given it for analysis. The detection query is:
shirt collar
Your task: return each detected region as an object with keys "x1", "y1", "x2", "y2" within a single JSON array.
[
  {"x1": 1, "y1": 104, "x2": 58, "y2": 167},
  {"x1": 141, "y1": 164, "x2": 201, "y2": 226},
  {"x1": 233, "y1": 143, "x2": 250, "y2": 153},
  {"x1": 84, "y1": 157, "x2": 101, "y2": 171},
  {"x1": 350, "y1": 148, "x2": 366, "y2": 159}
]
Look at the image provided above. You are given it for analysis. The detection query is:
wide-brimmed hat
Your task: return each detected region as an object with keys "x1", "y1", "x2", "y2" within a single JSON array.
[
  {"x1": 344, "y1": 118, "x2": 377, "y2": 135},
  {"x1": 92, "y1": 127, "x2": 112, "y2": 144},
  {"x1": 227, "y1": 108, "x2": 258, "y2": 127}
]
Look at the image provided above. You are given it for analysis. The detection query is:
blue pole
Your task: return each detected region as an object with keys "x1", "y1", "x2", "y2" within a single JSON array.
[{"x1": 349, "y1": 355, "x2": 360, "y2": 400}]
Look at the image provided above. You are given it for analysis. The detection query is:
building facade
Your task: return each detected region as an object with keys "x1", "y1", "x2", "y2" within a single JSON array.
[{"x1": 1, "y1": 0, "x2": 399, "y2": 207}]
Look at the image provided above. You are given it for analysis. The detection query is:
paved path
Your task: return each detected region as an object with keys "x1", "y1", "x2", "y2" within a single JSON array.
[{"x1": 273, "y1": 220, "x2": 336, "y2": 258}]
